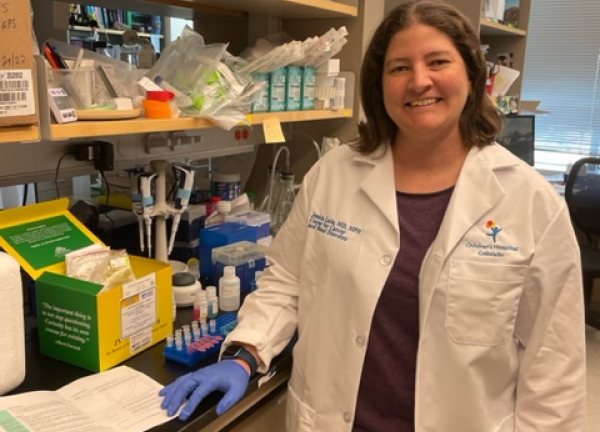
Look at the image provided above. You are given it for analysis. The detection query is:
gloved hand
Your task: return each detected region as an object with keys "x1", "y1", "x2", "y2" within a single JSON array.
[{"x1": 160, "y1": 360, "x2": 250, "y2": 421}]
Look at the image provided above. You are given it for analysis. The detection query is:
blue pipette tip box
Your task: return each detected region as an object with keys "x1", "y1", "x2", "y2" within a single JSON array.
[{"x1": 162, "y1": 312, "x2": 238, "y2": 367}]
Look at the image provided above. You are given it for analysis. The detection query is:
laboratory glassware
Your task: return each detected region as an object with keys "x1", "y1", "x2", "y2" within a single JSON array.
[{"x1": 271, "y1": 170, "x2": 296, "y2": 236}]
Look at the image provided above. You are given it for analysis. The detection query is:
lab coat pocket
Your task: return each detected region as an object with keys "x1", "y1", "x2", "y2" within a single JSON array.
[
  {"x1": 445, "y1": 260, "x2": 526, "y2": 346},
  {"x1": 286, "y1": 381, "x2": 316, "y2": 432}
]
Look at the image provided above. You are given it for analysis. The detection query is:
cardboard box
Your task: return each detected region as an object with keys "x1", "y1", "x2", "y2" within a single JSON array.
[
  {"x1": 251, "y1": 72, "x2": 270, "y2": 113},
  {"x1": 285, "y1": 65, "x2": 302, "y2": 111},
  {"x1": 482, "y1": 0, "x2": 505, "y2": 21},
  {"x1": 0, "y1": 199, "x2": 172, "y2": 372},
  {"x1": 0, "y1": 0, "x2": 38, "y2": 127},
  {"x1": 300, "y1": 66, "x2": 316, "y2": 111},
  {"x1": 269, "y1": 67, "x2": 287, "y2": 112}
]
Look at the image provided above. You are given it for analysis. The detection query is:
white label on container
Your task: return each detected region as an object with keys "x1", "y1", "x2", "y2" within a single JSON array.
[
  {"x1": 121, "y1": 288, "x2": 157, "y2": 339},
  {"x1": 123, "y1": 273, "x2": 156, "y2": 298},
  {"x1": 130, "y1": 327, "x2": 153, "y2": 354},
  {"x1": 0, "y1": 70, "x2": 35, "y2": 117}
]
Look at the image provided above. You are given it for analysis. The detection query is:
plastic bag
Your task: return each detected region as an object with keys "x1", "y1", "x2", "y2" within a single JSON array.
[
  {"x1": 144, "y1": 26, "x2": 263, "y2": 130},
  {"x1": 65, "y1": 244, "x2": 110, "y2": 285},
  {"x1": 103, "y1": 250, "x2": 136, "y2": 290}
]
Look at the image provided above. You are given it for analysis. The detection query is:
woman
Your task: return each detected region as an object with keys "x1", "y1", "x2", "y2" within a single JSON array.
[{"x1": 161, "y1": 1, "x2": 586, "y2": 431}]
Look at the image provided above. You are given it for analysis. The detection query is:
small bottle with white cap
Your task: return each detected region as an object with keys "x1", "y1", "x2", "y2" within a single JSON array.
[
  {"x1": 193, "y1": 289, "x2": 208, "y2": 322},
  {"x1": 206, "y1": 286, "x2": 219, "y2": 319},
  {"x1": 219, "y1": 266, "x2": 240, "y2": 312}
]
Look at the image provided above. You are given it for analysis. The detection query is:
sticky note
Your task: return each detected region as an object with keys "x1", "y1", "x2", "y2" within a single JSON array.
[{"x1": 263, "y1": 117, "x2": 286, "y2": 143}]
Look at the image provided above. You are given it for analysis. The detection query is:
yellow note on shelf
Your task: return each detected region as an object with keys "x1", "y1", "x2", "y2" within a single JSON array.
[{"x1": 263, "y1": 117, "x2": 286, "y2": 143}]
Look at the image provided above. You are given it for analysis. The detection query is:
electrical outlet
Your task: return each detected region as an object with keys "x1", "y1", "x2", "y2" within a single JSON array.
[
  {"x1": 71, "y1": 144, "x2": 94, "y2": 161},
  {"x1": 92, "y1": 141, "x2": 114, "y2": 171}
]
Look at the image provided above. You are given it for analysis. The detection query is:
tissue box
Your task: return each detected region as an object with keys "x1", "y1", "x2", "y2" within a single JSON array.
[{"x1": 0, "y1": 199, "x2": 172, "y2": 372}]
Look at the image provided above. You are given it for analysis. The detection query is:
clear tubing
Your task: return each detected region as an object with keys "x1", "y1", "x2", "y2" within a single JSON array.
[{"x1": 267, "y1": 146, "x2": 291, "y2": 214}]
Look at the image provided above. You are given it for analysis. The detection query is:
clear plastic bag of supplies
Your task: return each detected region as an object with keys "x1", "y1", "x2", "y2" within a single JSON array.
[
  {"x1": 65, "y1": 245, "x2": 136, "y2": 290},
  {"x1": 65, "y1": 244, "x2": 111, "y2": 285},
  {"x1": 145, "y1": 26, "x2": 263, "y2": 130},
  {"x1": 103, "y1": 249, "x2": 136, "y2": 291}
]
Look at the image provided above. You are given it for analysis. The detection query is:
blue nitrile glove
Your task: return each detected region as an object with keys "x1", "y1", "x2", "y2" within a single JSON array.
[{"x1": 159, "y1": 360, "x2": 250, "y2": 421}]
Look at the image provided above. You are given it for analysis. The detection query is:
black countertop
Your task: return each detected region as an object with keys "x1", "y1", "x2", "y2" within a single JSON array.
[{"x1": 9, "y1": 308, "x2": 292, "y2": 432}]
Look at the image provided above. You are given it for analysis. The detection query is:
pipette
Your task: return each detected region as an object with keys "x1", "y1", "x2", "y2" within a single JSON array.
[
  {"x1": 168, "y1": 166, "x2": 195, "y2": 255},
  {"x1": 140, "y1": 173, "x2": 157, "y2": 258},
  {"x1": 130, "y1": 172, "x2": 145, "y2": 252}
]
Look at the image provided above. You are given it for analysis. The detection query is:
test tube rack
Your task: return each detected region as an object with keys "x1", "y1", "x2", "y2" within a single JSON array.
[{"x1": 162, "y1": 312, "x2": 238, "y2": 367}]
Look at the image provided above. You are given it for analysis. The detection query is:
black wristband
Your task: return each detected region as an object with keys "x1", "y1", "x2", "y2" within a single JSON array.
[{"x1": 221, "y1": 345, "x2": 259, "y2": 377}]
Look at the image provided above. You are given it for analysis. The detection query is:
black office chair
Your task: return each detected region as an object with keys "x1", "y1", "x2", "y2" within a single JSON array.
[{"x1": 565, "y1": 157, "x2": 600, "y2": 328}]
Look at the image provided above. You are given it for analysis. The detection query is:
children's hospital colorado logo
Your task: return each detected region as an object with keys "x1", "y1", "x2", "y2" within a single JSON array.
[
  {"x1": 486, "y1": 220, "x2": 501, "y2": 242},
  {"x1": 464, "y1": 220, "x2": 519, "y2": 258}
]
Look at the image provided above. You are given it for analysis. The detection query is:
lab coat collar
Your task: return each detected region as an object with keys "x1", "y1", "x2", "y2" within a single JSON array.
[
  {"x1": 353, "y1": 146, "x2": 399, "y2": 235},
  {"x1": 419, "y1": 144, "x2": 515, "y2": 329},
  {"x1": 435, "y1": 143, "x2": 513, "y2": 257},
  {"x1": 350, "y1": 143, "x2": 516, "y2": 241}
]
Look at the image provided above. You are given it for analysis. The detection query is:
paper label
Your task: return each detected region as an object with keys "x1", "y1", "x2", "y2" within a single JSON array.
[
  {"x1": 263, "y1": 117, "x2": 285, "y2": 143},
  {"x1": 122, "y1": 272, "x2": 156, "y2": 298},
  {"x1": 48, "y1": 87, "x2": 77, "y2": 123},
  {"x1": 0, "y1": 70, "x2": 35, "y2": 117},
  {"x1": 130, "y1": 328, "x2": 153, "y2": 354},
  {"x1": 120, "y1": 287, "x2": 157, "y2": 340}
]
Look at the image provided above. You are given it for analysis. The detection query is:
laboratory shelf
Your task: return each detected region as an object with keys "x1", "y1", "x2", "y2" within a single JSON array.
[
  {"x1": 69, "y1": 25, "x2": 165, "y2": 39},
  {"x1": 172, "y1": 0, "x2": 358, "y2": 18},
  {"x1": 480, "y1": 19, "x2": 527, "y2": 37},
  {"x1": 0, "y1": 125, "x2": 40, "y2": 144},
  {"x1": 47, "y1": 109, "x2": 353, "y2": 140}
]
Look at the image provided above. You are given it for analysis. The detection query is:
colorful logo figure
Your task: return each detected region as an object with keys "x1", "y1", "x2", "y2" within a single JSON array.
[{"x1": 486, "y1": 220, "x2": 501, "y2": 242}]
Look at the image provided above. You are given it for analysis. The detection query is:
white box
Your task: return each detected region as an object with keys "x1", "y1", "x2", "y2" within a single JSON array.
[
  {"x1": 482, "y1": 0, "x2": 506, "y2": 21},
  {"x1": 317, "y1": 59, "x2": 340, "y2": 76}
]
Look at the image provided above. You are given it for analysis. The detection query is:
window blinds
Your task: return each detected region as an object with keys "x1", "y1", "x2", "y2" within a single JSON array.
[{"x1": 521, "y1": 0, "x2": 600, "y2": 157}]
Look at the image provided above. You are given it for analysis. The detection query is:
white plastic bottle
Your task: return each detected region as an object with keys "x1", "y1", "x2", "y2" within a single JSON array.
[
  {"x1": 193, "y1": 289, "x2": 208, "y2": 322},
  {"x1": 219, "y1": 266, "x2": 240, "y2": 312},
  {"x1": 204, "y1": 200, "x2": 232, "y2": 227},
  {"x1": 206, "y1": 286, "x2": 219, "y2": 319}
]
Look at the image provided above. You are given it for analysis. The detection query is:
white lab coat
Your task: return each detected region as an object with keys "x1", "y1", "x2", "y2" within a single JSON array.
[{"x1": 225, "y1": 143, "x2": 586, "y2": 432}]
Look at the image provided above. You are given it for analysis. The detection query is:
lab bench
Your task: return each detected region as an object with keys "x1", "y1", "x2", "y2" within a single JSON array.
[{"x1": 9, "y1": 307, "x2": 292, "y2": 432}]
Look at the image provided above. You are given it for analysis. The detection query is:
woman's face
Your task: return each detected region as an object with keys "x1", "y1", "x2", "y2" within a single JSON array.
[{"x1": 382, "y1": 23, "x2": 471, "y2": 145}]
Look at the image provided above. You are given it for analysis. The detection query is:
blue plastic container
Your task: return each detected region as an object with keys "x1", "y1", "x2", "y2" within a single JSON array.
[{"x1": 199, "y1": 223, "x2": 257, "y2": 284}]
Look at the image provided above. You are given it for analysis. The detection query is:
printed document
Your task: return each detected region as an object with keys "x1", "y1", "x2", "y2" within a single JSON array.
[{"x1": 0, "y1": 366, "x2": 175, "y2": 432}]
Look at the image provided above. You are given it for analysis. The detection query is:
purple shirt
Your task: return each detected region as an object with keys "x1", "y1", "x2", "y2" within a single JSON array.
[{"x1": 352, "y1": 187, "x2": 454, "y2": 432}]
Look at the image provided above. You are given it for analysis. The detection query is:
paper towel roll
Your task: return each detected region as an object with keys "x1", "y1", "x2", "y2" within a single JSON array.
[{"x1": 0, "y1": 252, "x2": 25, "y2": 395}]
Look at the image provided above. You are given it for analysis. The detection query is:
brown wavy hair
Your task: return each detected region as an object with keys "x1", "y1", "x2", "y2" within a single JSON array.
[{"x1": 354, "y1": 0, "x2": 502, "y2": 154}]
